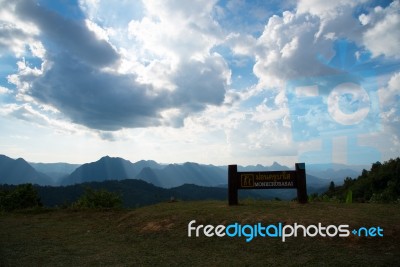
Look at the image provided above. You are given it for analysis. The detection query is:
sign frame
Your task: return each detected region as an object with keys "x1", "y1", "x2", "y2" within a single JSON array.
[{"x1": 228, "y1": 163, "x2": 307, "y2": 205}]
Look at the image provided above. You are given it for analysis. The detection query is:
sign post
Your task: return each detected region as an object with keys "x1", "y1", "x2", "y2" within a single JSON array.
[
  {"x1": 228, "y1": 163, "x2": 307, "y2": 205},
  {"x1": 228, "y1": 165, "x2": 239, "y2": 205},
  {"x1": 295, "y1": 163, "x2": 307, "y2": 204}
]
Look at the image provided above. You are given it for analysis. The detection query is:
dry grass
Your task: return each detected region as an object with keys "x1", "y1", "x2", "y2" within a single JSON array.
[{"x1": 0, "y1": 200, "x2": 399, "y2": 266}]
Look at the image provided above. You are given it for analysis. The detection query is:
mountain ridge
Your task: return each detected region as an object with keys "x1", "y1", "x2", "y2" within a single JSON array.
[
  {"x1": 1, "y1": 155, "x2": 363, "y2": 190},
  {"x1": 0, "y1": 155, "x2": 52, "y2": 185}
]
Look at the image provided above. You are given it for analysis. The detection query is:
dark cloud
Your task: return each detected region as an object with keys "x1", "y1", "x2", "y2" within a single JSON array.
[
  {"x1": 11, "y1": 0, "x2": 228, "y2": 131},
  {"x1": 172, "y1": 55, "x2": 227, "y2": 112},
  {"x1": 15, "y1": 0, "x2": 119, "y2": 67},
  {"x1": 29, "y1": 54, "x2": 166, "y2": 130},
  {"x1": 27, "y1": 52, "x2": 227, "y2": 131}
]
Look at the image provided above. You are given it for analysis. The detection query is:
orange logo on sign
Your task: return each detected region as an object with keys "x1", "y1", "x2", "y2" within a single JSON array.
[{"x1": 241, "y1": 174, "x2": 254, "y2": 187}]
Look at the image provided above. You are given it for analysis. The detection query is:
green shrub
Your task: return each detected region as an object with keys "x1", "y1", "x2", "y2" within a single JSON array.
[
  {"x1": 322, "y1": 194, "x2": 330, "y2": 202},
  {"x1": 308, "y1": 193, "x2": 319, "y2": 202},
  {"x1": 73, "y1": 187, "x2": 122, "y2": 209},
  {"x1": 345, "y1": 190, "x2": 353, "y2": 204},
  {"x1": 0, "y1": 184, "x2": 42, "y2": 211}
]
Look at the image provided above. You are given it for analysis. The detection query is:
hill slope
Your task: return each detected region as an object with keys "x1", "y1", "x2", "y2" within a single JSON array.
[
  {"x1": 0, "y1": 201, "x2": 398, "y2": 266},
  {"x1": 0, "y1": 155, "x2": 51, "y2": 185},
  {"x1": 325, "y1": 158, "x2": 400, "y2": 202}
]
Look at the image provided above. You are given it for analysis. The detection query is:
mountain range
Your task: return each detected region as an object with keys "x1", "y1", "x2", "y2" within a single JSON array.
[
  {"x1": 0, "y1": 155, "x2": 52, "y2": 185},
  {"x1": 29, "y1": 162, "x2": 80, "y2": 183},
  {"x1": 0, "y1": 154, "x2": 365, "y2": 192}
]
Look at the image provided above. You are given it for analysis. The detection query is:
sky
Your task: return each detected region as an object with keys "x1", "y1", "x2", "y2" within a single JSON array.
[{"x1": 0, "y1": 0, "x2": 399, "y2": 166}]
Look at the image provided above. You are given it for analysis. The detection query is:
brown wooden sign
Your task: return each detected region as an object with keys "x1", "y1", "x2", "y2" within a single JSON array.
[{"x1": 228, "y1": 163, "x2": 307, "y2": 205}]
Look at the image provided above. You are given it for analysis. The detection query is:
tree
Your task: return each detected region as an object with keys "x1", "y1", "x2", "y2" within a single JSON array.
[
  {"x1": 0, "y1": 184, "x2": 42, "y2": 211},
  {"x1": 322, "y1": 157, "x2": 400, "y2": 203},
  {"x1": 73, "y1": 187, "x2": 122, "y2": 209},
  {"x1": 329, "y1": 181, "x2": 335, "y2": 191}
]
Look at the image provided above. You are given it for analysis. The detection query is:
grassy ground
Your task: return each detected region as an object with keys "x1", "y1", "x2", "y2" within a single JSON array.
[{"x1": 1, "y1": 200, "x2": 399, "y2": 266}]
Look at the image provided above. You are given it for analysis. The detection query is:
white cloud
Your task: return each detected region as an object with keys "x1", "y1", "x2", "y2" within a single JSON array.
[
  {"x1": 295, "y1": 85, "x2": 319, "y2": 97},
  {"x1": 379, "y1": 72, "x2": 400, "y2": 133},
  {"x1": 360, "y1": 0, "x2": 400, "y2": 59},
  {"x1": 226, "y1": 32, "x2": 257, "y2": 56},
  {"x1": 0, "y1": 1, "x2": 43, "y2": 58},
  {"x1": 379, "y1": 72, "x2": 400, "y2": 107},
  {"x1": 243, "y1": 0, "x2": 387, "y2": 92},
  {"x1": 79, "y1": 0, "x2": 143, "y2": 26},
  {"x1": 0, "y1": 86, "x2": 11, "y2": 94},
  {"x1": 252, "y1": 10, "x2": 336, "y2": 89},
  {"x1": 224, "y1": 113, "x2": 297, "y2": 162},
  {"x1": 85, "y1": 19, "x2": 110, "y2": 41},
  {"x1": 0, "y1": 102, "x2": 81, "y2": 135},
  {"x1": 128, "y1": 0, "x2": 223, "y2": 62},
  {"x1": 297, "y1": 0, "x2": 367, "y2": 19}
]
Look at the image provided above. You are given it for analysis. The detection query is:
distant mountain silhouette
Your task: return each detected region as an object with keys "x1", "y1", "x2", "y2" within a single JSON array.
[
  {"x1": 136, "y1": 167, "x2": 160, "y2": 186},
  {"x1": 136, "y1": 162, "x2": 227, "y2": 188},
  {"x1": 238, "y1": 162, "x2": 291, "y2": 172},
  {"x1": 30, "y1": 162, "x2": 81, "y2": 183},
  {"x1": 307, "y1": 168, "x2": 360, "y2": 185},
  {"x1": 132, "y1": 159, "x2": 164, "y2": 170},
  {"x1": 61, "y1": 157, "x2": 227, "y2": 188},
  {"x1": 0, "y1": 155, "x2": 51, "y2": 185},
  {"x1": 0, "y1": 154, "x2": 363, "y2": 191},
  {"x1": 62, "y1": 156, "x2": 163, "y2": 185}
]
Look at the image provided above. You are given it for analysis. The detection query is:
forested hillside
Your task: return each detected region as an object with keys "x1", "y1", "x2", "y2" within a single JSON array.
[{"x1": 325, "y1": 158, "x2": 400, "y2": 202}]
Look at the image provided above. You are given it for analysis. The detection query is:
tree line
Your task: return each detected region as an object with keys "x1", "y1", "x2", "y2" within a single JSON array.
[
  {"x1": 315, "y1": 157, "x2": 400, "y2": 203},
  {"x1": 0, "y1": 184, "x2": 121, "y2": 211}
]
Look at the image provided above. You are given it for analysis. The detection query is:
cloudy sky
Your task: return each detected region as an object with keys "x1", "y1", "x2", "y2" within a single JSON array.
[{"x1": 0, "y1": 0, "x2": 399, "y2": 166}]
